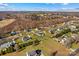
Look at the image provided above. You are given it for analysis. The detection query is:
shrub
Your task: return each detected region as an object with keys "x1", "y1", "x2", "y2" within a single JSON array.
[
  {"x1": 55, "y1": 28, "x2": 71, "y2": 38},
  {"x1": 0, "y1": 50, "x2": 6, "y2": 55},
  {"x1": 33, "y1": 39, "x2": 40, "y2": 46},
  {"x1": 6, "y1": 46, "x2": 15, "y2": 53}
]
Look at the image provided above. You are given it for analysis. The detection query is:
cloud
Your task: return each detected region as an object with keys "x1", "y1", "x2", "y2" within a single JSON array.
[
  {"x1": 0, "y1": 3, "x2": 8, "y2": 7},
  {"x1": 0, "y1": 6, "x2": 5, "y2": 8},
  {"x1": 62, "y1": 3, "x2": 69, "y2": 5},
  {"x1": 46, "y1": 3, "x2": 69, "y2": 5},
  {"x1": 45, "y1": 3, "x2": 57, "y2": 5},
  {"x1": 61, "y1": 8, "x2": 67, "y2": 10},
  {"x1": 58, "y1": 7, "x2": 79, "y2": 12},
  {"x1": 0, "y1": 3, "x2": 8, "y2": 9},
  {"x1": 61, "y1": 7, "x2": 75, "y2": 10}
]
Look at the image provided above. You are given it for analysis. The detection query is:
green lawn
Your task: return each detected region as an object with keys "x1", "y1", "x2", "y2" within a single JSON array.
[
  {"x1": 4, "y1": 27, "x2": 70, "y2": 56},
  {"x1": 71, "y1": 43, "x2": 79, "y2": 49}
]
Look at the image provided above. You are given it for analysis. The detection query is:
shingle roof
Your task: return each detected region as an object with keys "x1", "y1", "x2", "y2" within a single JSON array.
[{"x1": 28, "y1": 50, "x2": 41, "y2": 56}]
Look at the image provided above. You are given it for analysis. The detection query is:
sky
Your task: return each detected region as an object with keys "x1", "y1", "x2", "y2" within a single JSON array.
[{"x1": 0, "y1": 3, "x2": 79, "y2": 11}]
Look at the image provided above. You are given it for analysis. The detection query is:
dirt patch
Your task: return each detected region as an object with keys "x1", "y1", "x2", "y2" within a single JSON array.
[{"x1": 0, "y1": 19, "x2": 15, "y2": 28}]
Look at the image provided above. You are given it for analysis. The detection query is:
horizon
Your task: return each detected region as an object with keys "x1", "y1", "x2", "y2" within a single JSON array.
[{"x1": 0, "y1": 3, "x2": 79, "y2": 11}]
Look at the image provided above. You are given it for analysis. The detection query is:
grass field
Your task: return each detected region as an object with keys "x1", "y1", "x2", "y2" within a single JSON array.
[
  {"x1": 4, "y1": 28, "x2": 70, "y2": 56},
  {"x1": 71, "y1": 43, "x2": 79, "y2": 49}
]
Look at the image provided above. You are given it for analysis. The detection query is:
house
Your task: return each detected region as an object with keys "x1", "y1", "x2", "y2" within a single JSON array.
[
  {"x1": 35, "y1": 31, "x2": 45, "y2": 36},
  {"x1": 60, "y1": 38, "x2": 67, "y2": 45},
  {"x1": 58, "y1": 35, "x2": 73, "y2": 48},
  {"x1": 59, "y1": 35, "x2": 68, "y2": 45},
  {"x1": 35, "y1": 28, "x2": 39, "y2": 31},
  {"x1": 0, "y1": 41, "x2": 15, "y2": 49},
  {"x1": 53, "y1": 28, "x2": 63, "y2": 37},
  {"x1": 22, "y1": 35, "x2": 32, "y2": 42},
  {"x1": 74, "y1": 48, "x2": 79, "y2": 53},
  {"x1": 66, "y1": 20, "x2": 79, "y2": 32},
  {"x1": 38, "y1": 27, "x2": 44, "y2": 30},
  {"x1": 19, "y1": 33, "x2": 22, "y2": 36},
  {"x1": 11, "y1": 31, "x2": 17, "y2": 36},
  {"x1": 27, "y1": 28, "x2": 32, "y2": 32},
  {"x1": 68, "y1": 25, "x2": 77, "y2": 32},
  {"x1": 69, "y1": 48, "x2": 79, "y2": 56},
  {"x1": 48, "y1": 29, "x2": 56, "y2": 34},
  {"x1": 64, "y1": 38, "x2": 73, "y2": 48},
  {"x1": 23, "y1": 29, "x2": 26, "y2": 32},
  {"x1": 0, "y1": 36, "x2": 17, "y2": 49},
  {"x1": 61, "y1": 38, "x2": 72, "y2": 48},
  {"x1": 35, "y1": 28, "x2": 44, "y2": 32},
  {"x1": 71, "y1": 34, "x2": 79, "y2": 43},
  {"x1": 26, "y1": 49, "x2": 43, "y2": 56},
  {"x1": 0, "y1": 42, "x2": 11, "y2": 49}
]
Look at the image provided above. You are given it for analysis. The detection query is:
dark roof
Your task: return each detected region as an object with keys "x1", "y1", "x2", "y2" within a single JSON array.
[
  {"x1": 23, "y1": 36, "x2": 32, "y2": 41},
  {"x1": 28, "y1": 50, "x2": 41, "y2": 56},
  {"x1": 11, "y1": 32, "x2": 17, "y2": 35},
  {"x1": 28, "y1": 50, "x2": 36, "y2": 56}
]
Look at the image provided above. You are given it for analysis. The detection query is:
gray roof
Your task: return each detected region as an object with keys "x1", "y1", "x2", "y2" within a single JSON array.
[
  {"x1": 0, "y1": 42, "x2": 11, "y2": 48},
  {"x1": 28, "y1": 50, "x2": 36, "y2": 56},
  {"x1": 71, "y1": 34, "x2": 79, "y2": 41},
  {"x1": 23, "y1": 36, "x2": 32, "y2": 41},
  {"x1": 28, "y1": 50, "x2": 41, "y2": 56}
]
